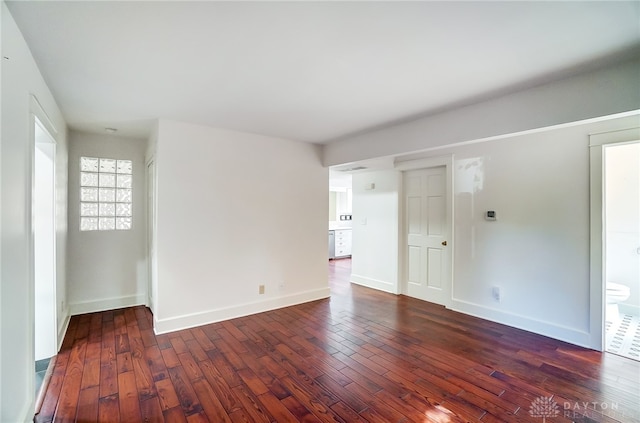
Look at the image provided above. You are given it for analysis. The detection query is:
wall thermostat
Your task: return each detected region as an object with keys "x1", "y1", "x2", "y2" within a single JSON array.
[{"x1": 485, "y1": 210, "x2": 497, "y2": 221}]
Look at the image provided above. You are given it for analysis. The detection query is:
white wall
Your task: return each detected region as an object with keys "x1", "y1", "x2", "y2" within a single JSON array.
[
  {"x1": 324, "y1": 57, "x2": 640, "y2": 166},
  {"x1": 67, "y1": 131, "x2": 148, "y2": 314},
  {"x1": 606, "y1": 142, "x2": 640, "y2": 314},
  {"x1": 348, "y1": 115, "x2": 640, "y2": 349},
  {"x1": 351, "y1": 170, "x2": 400, "y2": 293},
  {"x1": 1, "y1": 3, "x2": 68, "y2": 421},
  {"x1": 442, "y1": 125, "x2": 593, "y2": 343},
  {"x1": 153, "y1": 120, "x2": 329, "y2": 333}
]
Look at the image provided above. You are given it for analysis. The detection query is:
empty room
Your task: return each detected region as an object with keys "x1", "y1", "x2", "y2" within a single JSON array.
[{"x1": 1, "y1": 1, "x2": 640, "y2": 422}]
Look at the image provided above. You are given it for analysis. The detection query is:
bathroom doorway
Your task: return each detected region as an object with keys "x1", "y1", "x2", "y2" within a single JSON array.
[{"x1": 604, "y1": 141, "x2": 640, "y2": 360}]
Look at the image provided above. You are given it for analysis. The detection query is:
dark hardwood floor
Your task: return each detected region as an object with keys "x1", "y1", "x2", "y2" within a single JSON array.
[{"x1": 36, "y1": 258, "x2": 640, "y2": 422}]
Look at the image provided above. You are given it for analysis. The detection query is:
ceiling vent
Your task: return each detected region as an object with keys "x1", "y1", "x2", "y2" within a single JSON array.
[{"x1": 338, "y1": 166, "x2": 367, "y2": 172}]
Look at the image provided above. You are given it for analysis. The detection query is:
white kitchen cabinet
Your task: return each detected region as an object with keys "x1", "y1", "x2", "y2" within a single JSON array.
[
  {"x1": 330, "y1": 187, "x2": 352, "y2": 222},
  {"x1": 334, "y1": 229, "x2": 352, "y2": 258}
]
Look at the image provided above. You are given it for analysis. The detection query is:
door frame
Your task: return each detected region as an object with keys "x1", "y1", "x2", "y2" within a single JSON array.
[
  {"x1": 146, "y1": 157, "x2": 158, "y2": 316},
  {"x1": 589, "y1": 127, "x2": 640, "y2": 351},
  {"x1": 28, "y1": 94, "x2": 60, "y2": 403},
  {"x1": 396, "y1": 154, "x2": 454, "y2": 307}
]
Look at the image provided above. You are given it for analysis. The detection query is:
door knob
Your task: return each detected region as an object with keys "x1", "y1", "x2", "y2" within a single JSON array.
[{"x1": 441, "y1": 241, "x2": 447, "y2": 246}]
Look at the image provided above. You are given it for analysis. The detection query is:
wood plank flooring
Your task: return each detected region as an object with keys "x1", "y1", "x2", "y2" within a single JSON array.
[{"x1": 36, "y1": 259, "x2": 640, "y2": 422}]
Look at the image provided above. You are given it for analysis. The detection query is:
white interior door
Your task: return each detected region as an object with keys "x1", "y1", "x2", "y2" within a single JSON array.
[{"x1": 404, "y1": 166, "x2": 451, "y2": 305}]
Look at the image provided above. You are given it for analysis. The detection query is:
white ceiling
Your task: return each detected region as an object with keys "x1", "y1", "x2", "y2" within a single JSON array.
[{"x1": 6, "y1": 1, "x2": 640, "y2": 143}]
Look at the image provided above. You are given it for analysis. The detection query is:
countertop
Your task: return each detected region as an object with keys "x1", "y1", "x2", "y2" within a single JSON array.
[{"x1": 329, "y1": 225, "x2": 352, "y2": 231}]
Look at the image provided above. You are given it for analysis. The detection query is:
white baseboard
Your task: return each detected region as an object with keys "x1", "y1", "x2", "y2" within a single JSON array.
[
  {"x1": 350, "y1": 274, "x2": 398, "y2": 294},
  {"x1": 57, "y1": 308, "x2": 70, "y2": 350},
  {"x1": 451, "y1": 298, "x2": 594, "y2": 349},
  {"x1": 18, "y1": 400, "x2": 34, "y2": 423},
  {"x1": 154, "y1": 287, "x2": 331, "y2": 335},
  {"x1": 69, "y1": 294, "x2": 146, "y2": 316}
]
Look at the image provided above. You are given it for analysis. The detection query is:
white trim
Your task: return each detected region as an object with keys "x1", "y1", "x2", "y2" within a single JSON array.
[
  {"x1": 28, "y1": 98, "x2": 60, "y2": 416},
  {"x1": 154, "y1": 288, "x2": 330, "y2": 335},
  {"x1": 589, "y1": 127, "x2": 640, "y2": 351},
  {"x1": 451, "y1": 299, "x2": 593, "y2": 348},
  {"x1": 350, "y1": 274, "x2": 397, "y2": 294},
  {"x1": 17, "y1": 400, "x2": 33, "y2": 423},
  {"x1": 589, "y1": 142, "x2": 605, "y2": 351},
  {"x1": 27, "y1": 110, "x2": 36, "y2": 419},
  {"x1": 589, "y1": 126, "x2": 640, "y2": 147},
  {"x1": 395, "y1": 154, "x2": 454, "y2": 307},
  {"x1": 29, "y1": 94, "x2": 58, "y2": 136},
  {"x1": 69, "y1": 294, "x2": 147, "y2": 315},
  {"x1": 57, "y1": 309, "x2": 70, "y2": 351},
  {"x1": 394, "y1": 155, "x2": 452, "y2": 171},
  {"x1": 145, "y1": 158, "x2": 157, "y2": 315}
]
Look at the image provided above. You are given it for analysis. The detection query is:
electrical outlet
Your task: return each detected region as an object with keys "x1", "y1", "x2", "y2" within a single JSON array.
[
  {"x1": 259, "y1": 285, "x2": 265, "y2": 295},
  {"x1": 492, "y1": 286, "x2": 501, "y2": 302}
]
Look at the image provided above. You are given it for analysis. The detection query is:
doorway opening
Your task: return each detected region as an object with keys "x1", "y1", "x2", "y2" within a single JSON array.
[
  {"x1": 328, "y1": 170, "x2": 353, "y2": 298},
  {"x1": 603, "y1": 141, "x2": 640, "y2": 360},
  {"x1": 328, "y1": 171, "x2": 353, "y2": 260},
  {"x1": 33, "y1": 115, "x2": 57, "y2": 393}
]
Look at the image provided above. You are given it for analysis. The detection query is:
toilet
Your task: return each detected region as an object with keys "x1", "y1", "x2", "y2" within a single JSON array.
[{"x1": 606, "y1": 282, "x2": 631, "y2": 322}]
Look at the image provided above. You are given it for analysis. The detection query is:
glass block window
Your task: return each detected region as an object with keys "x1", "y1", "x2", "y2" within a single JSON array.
[{"x1": 80, "y1": 156, "x2": 132, "y2": 231}]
